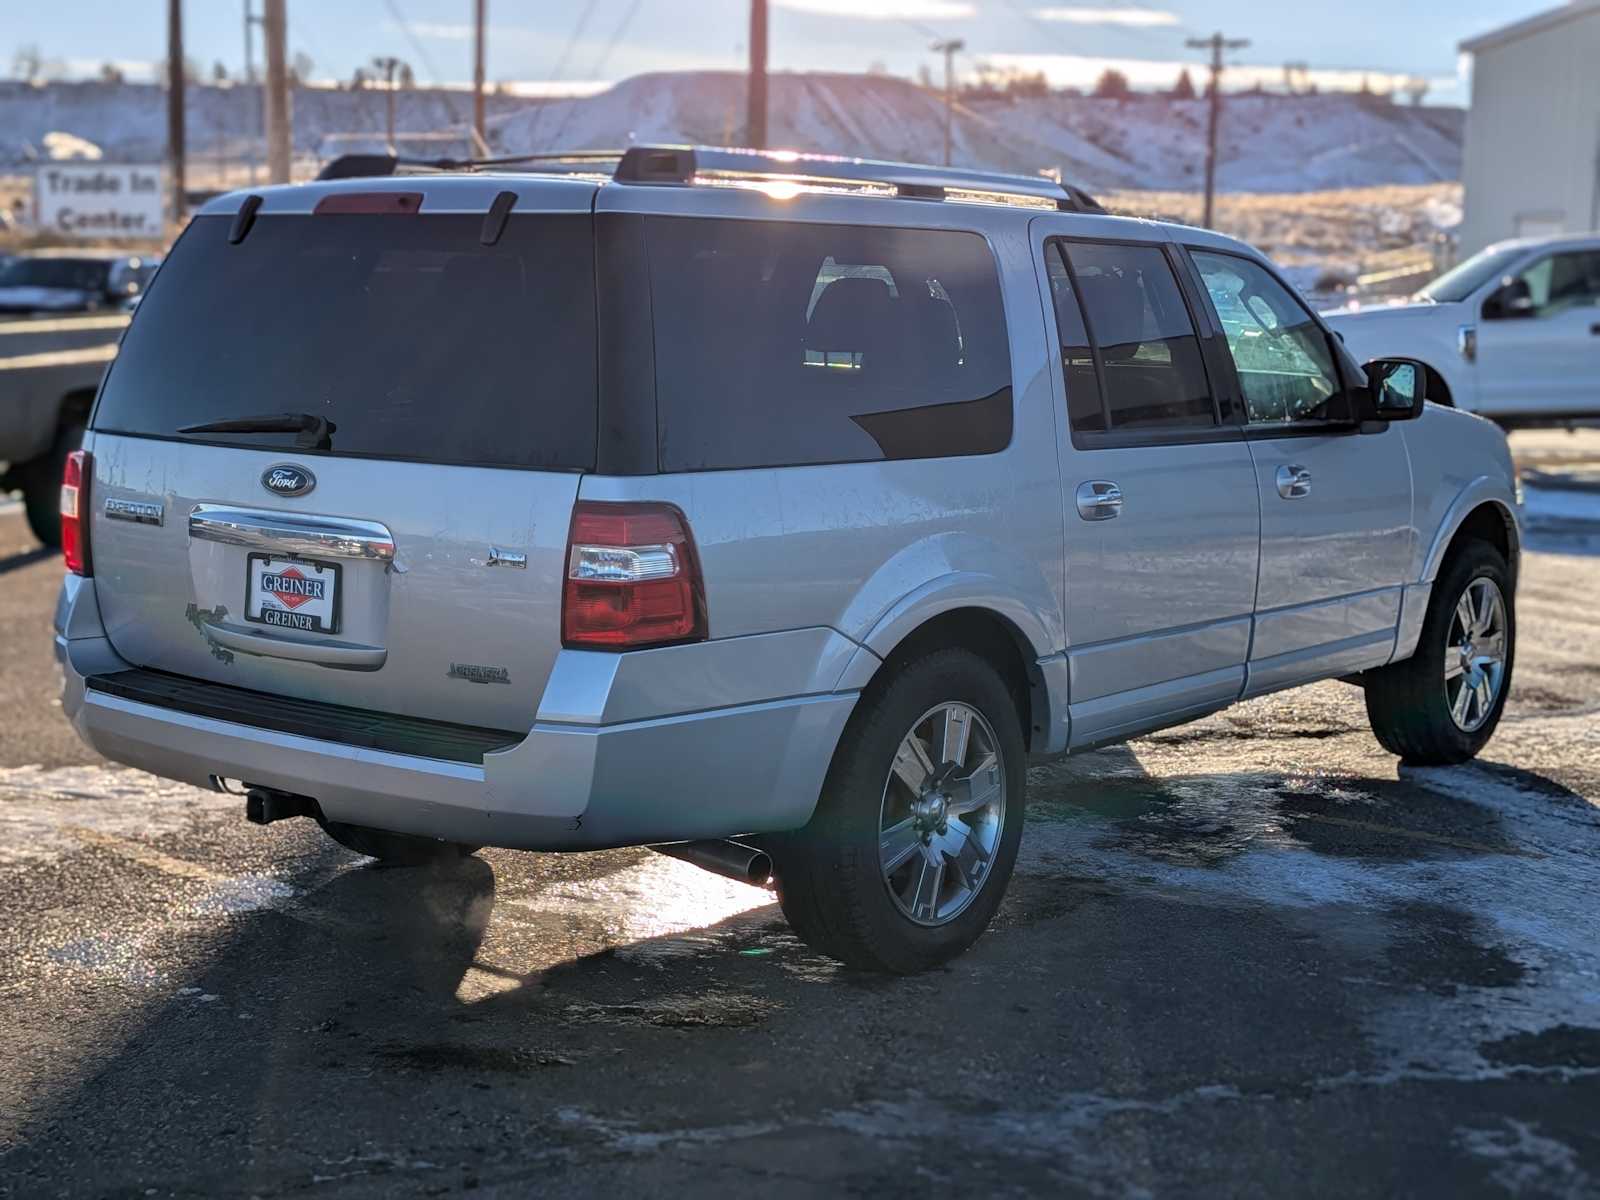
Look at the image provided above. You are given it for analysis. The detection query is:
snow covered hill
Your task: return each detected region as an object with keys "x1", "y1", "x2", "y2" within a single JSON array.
[
  {"x1": 493, "y1": 72, "x2": 1464, "y2": 194},
  {"x1": 1, "y1": 72, "x2": 1463, "y2": 195}
]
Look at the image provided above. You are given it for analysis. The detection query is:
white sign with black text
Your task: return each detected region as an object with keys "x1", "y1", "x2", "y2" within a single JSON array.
[{"x1": 34, "y1": 164, "x2": 164, "y2": 237}]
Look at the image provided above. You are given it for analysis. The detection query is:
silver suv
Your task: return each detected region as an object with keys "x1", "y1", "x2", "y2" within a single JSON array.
[{"x1": 53, "y1": 147, "x2": 1521, "y2": 972}]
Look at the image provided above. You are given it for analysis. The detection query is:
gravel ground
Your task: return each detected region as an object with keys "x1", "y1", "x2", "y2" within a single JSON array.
[{"x1": 0, "y1": 433, "x2": 1597, "y2": 1198}]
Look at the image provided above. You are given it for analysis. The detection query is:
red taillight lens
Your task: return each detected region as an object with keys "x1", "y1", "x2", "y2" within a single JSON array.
[
  {"x1": 562, "y1": 501, "x2": 706, "y2": 649},
  {"x1": 60, "y1": 449, "x2": 91, "y2": 576}
]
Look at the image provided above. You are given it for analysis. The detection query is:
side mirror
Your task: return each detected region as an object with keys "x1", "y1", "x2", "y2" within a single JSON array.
[
  {"x1": 1359, "y1": 358, "x2": 1426, "y2": 421},
  {"x1": 1483, "y1": 276, "x2": 1535, "y2": 320}
]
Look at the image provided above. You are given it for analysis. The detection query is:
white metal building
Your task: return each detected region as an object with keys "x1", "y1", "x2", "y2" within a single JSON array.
[{"x1": 1459, "y1": 1, "x2": 1600, "y2": 254}]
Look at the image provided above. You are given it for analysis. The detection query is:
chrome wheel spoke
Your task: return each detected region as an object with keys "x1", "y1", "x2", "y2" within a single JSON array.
[
  {"x1": 892, "y1": 732, "x2": 936, "y2": 796},
  {"x1": 907, "y1": 852, "x2": 945, "y2": 922},
  {"x1": 1451, "y1": 679, "x2": 1473, "y2": 724},
  {"x1": 879, "y1": 817, "x2": 924, "y2": 875},
  {"x1": 1456, "y1": 593, "x2": 1477, "y2": 638},
  {"x1": 946, "y1": 752, "x2": 1001, "y2": 816},
  {"x1": 1444, "y1": 658, "x2": 1466, "y2": 681},
  {"x1": 946, "y1": 818, "x2": 990, "y2": 891},
  {"x1": 935, "y1": 705, "x2": 973, "y2": 771}
]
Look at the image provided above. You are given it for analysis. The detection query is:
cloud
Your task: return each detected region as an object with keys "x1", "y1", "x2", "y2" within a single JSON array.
[
  {"x1": 772, "y1": 0, "x2": 977, "y2": 19},
  {"x1": 1033, "y1": 6, "x2": 1179, "y2": 26}
]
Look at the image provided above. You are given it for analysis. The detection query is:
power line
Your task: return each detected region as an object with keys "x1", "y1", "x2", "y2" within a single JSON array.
[{"x1": 586, "y1": 0, "x2": 644, "y2": 80}]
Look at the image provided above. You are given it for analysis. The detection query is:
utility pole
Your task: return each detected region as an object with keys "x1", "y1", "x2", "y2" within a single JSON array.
[
  {"x1": 931, "y1": 39, "x2": 964, "y2": 167},
  {"x1": 263, "y1": 0, "x2": 290, "y2": 183},
  {"x1": 1186, "y1": 31, "x2": 1249, "y2": 230},
  {"x1": 747, "y1": 0, "x2": 768, "y2": 149},
  {"x1": 243, "y1": 1, "x2": 263, "y2": 183},
  {"x1": 373, "y1": 56, "x2": 402, "y2": 151},
  {"x1": 167, "y1": 0, "x2": 186, "y2": 225},
  {"x1": 473, "y1": 0, "x2": 488, "y2": 155}
]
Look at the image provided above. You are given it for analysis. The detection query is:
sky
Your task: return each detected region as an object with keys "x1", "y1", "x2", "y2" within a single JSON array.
[{"x1": 6, "y1": 0, "x2": 1559, "y2": 103}]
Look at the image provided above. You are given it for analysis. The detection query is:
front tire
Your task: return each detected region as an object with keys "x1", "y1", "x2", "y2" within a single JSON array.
[
  {"x1": 772, "y1": 648, "x2": 1026, "y2": 974},
  {"x1": 318, "y1": 819, "x2": 480, "y2": 866},
  {"x1": 1365, "y1": 539, "x2": 1514, "y2": 765}
]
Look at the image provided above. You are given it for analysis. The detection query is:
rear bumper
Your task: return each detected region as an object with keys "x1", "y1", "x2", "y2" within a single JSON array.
[{"x1": 54, "y1": 576, "x2": 860, "y2": 850}]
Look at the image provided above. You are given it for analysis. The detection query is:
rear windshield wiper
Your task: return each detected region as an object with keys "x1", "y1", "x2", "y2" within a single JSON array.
[{"x1": 178, "y1": 412, "x2": 336, "y2": 450}]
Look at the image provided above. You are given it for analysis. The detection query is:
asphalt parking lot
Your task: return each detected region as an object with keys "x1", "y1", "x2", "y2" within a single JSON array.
[{"x1": 1, "y1": 432, "x2": 1598, "y2": 1198}]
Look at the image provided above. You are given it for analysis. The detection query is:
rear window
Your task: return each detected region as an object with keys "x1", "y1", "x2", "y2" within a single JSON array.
[
  {"x1": 93, "y1": 212, "x2": 597, "y2": 471},
  {"x1": 645, "y1": 217, "x2": 1012, "y2": 471}
]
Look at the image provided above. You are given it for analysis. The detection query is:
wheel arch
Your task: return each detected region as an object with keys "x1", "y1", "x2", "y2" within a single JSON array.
[
  {"x1": 1424, "y1": 493, "x2": 1520, "y2": 588},
  {"x1": 841, "y1": 586, "x2": 1065, "y2": 757}
]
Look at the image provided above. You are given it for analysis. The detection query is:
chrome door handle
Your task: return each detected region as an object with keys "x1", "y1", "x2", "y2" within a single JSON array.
[
  {"x1": 1075, "y1": 480, "x2": 1123, "y2": 521},
  {"x1": 1276, "y1": 465, "x2": 1312, "y2": 499}
]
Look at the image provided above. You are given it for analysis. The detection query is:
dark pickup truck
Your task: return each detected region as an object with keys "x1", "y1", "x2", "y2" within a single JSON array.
[
  {"x1": 1, "y1": 313, "x2": 128, "y2": 544},
  {"x1": 0, "y1": 251, "x2": 155, "y2": 544}
]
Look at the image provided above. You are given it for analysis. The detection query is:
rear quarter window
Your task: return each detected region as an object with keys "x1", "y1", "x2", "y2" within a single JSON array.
[
  {"x1": 645, "y1": 217, "x2": 1012, "y2": 471},
  {"x1": 93, "y1": 212, "x2": 598, "y2": 471}
]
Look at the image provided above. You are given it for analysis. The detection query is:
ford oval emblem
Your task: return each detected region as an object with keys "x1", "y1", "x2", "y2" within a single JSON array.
[{"x1": 262, "y1": 464, "x2": 315, "y2": 498}]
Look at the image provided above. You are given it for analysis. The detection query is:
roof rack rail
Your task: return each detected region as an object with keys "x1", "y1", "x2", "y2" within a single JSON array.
[
  {"x1": 313, "y1": 144, "x2": 1104, "y2": 213},
  {"x1": 612, "y1": 146, "x2": 1103, "y2": 212}
]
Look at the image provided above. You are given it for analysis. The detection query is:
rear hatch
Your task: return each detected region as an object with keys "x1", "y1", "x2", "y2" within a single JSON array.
[{"x1": 86, "y1": 188, "x2": 597, "y2": 732}]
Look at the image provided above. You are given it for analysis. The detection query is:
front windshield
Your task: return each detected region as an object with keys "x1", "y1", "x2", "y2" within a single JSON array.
[
  {"x1": 0, "y1": 257, "x2": 111, "y2": 291},
  {"x1": 1416, "y1": 245, "x2": 1528, "y2": 303}
]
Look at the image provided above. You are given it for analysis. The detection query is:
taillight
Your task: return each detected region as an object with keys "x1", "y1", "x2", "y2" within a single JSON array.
[
  {"x1": 562, "y1": 501, "x2": 706, "y2": 649},
  {"x1": 61, "y1": 449, "x2": 91, "y2": 576}
]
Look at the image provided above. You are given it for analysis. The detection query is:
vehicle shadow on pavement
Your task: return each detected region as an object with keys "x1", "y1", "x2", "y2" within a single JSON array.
[
  {"x1": 5, "y1": 745, "x2": 1598, "y2": 1196},
  {"x1": 0, "y1": 546, "x2": 53, "y2": 576}
]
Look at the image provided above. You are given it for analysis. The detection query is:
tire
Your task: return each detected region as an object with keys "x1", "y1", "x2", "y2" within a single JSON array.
[
  {"x1": 771, "y1": 647, "x2": 1026, "y2": 974},
  {"x1": 1364, "y1": 539, "x2": 1515, "y2": 765},
  {"x1": 21, "y1": 422, "x2": 84, "y2": 548},
  {"x1": 317, "y1": 819, "x2": 480, "y2": 867}
]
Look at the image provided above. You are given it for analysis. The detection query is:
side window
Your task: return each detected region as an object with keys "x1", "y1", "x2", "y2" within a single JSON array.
[
  {"x1": 1045, "y1": 245, "x2": 1105, "y2": 433},
  {"x1": 647, "y1": 218, "x2": 1013, "y2": 471},
  {"x1": 1518, "y1": 252, "x2": 1600, "y2": 317},
  {"x1": 1060, "y1": 242, "x2": 1215, "y2": 430},
  {"x1": 1190, "y1": 250, "x2": 1346, "y2": 425}
]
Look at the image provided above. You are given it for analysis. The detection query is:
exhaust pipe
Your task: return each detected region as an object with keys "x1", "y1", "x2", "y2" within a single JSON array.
[
  {"x1": 244, "y1": 787, "x2": 319, "y2": 826},
  {"x1": 652, "y1": 839, "x2": 773, "y2": 887}
]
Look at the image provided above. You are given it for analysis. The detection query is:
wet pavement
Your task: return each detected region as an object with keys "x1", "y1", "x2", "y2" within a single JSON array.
[{"x1": 1, "y1": 434, "x2": 1599, "y2": 1197}]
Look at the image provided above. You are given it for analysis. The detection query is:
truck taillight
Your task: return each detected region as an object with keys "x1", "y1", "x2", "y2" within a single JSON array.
[
  {"x1": 61, "y1": 449, "x2": 91, "y2": 576},
  {"x1": 562, "y1": 501, "x2": 706, "y2": 649}
]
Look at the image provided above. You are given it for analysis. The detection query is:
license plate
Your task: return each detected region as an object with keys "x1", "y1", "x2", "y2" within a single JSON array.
[{"x1": 245, "y1": 554, "x2": 340, "y2": 634}]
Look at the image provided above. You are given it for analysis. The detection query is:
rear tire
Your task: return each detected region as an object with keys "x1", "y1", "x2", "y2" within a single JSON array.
[
  {"x1": 21, "y1": 422, "x2": 84, "y2": 548},
  {"x1": 318, "y1": 819, "x2": 480, "y2": 866},
  {"x1": 1364, "y1": 539, "x2": 1514, "y2": 765},
  {"x1": 771, "y1": 648, "x2": 1026, "y2": 974}
]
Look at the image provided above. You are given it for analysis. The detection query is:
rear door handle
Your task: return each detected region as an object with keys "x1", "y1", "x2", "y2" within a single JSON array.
[
  {"x1": 1075, "y1": 480, "x2": 1123, "y2": 521},
  {"x1": 1276, "y1": 465, "x2": 1312, "y2": 499}
]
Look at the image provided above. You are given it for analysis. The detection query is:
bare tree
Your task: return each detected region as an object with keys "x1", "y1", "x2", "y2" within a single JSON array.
[
  {"x1": 12, "y1": 44, "x2": 44, "y2": 83},
  {"x1": 98, "y1": 61, "x2": 126, "y2": 85},
  {"x1": 1092, "y1": 68, "x2": 1131, "y2": 100},
  {"x1": 1171, "y1": 68, "x2": 1196, "y2": 100}
]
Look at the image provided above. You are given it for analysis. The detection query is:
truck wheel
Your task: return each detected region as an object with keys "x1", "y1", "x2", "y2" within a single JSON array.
[
  {"x1": 1364, "y1": 540, "x2": 1514, "y2": 765},
  {"x1": 318, "y1": 818, "x2": 480, "y2": 866},
  {"x1": 772, "y1": 648, "x2": 1025, "y2": 974},
  {"x1": 21, "y1": 422, "x2": 85, "y2": 548}
]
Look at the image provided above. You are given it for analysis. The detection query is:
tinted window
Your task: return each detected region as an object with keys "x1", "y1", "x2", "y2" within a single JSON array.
[
  {"x1": 1417, "y1": 244, "x2": 1528, "y2": 303},
  {"x1": 94, "y1": 213, "x2": 597, "y2": 471},
  {"x1": 1516, "y1": 251, "x2": 1600, "y2": 316},
  {"x1": 1045, "y1": 245, "x2": 1104, "y2": 433},
  {"x1": 646, "y1": 217, "x2": 1011, "y2": 471},
  {"x1": 1191, "y1": 250, "x2": 1345, "y2": 425},
  {"x1": 1063, "y1": 242, "x2": 1214, "y2": 430}
]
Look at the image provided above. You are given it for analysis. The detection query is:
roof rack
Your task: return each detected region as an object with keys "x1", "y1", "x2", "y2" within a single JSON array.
[{"x1": 315, "y1": 144, "x2": 1105, "y2": 214}]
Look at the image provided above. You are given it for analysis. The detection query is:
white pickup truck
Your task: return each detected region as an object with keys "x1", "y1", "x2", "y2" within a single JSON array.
[{"x1": 1325, "y1": 235, "x2": 1600, "y2": 427}]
